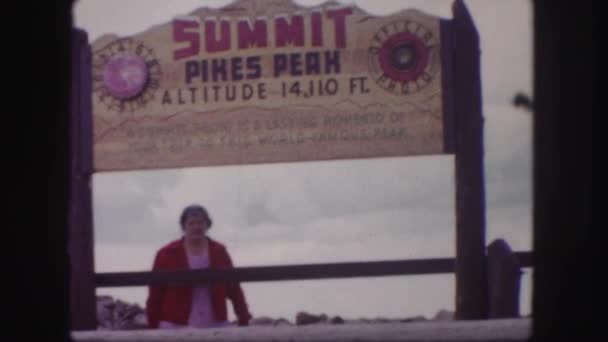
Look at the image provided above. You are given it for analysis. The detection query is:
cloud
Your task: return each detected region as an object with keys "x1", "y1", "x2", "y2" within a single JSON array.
[
  {"x1": 92, "y1": 169, "x2": 179, "y2": 243},
  {"x1": 483, "y1": 103, "x2": 533, "y2": 250},
  {"x1": 469, "y1": 0, "x2": 534, "y2": 105},
  {"x1": 74, "y1": 0, "x2": 451, "y2": 43},
  {"x1": 74, "y1": 0, "x2": 230, "y2": 40}
]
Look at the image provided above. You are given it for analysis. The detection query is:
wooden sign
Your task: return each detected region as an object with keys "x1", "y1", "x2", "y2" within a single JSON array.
[{"x1": 91, "y1": 0, "x2": 446, "y2": 171}]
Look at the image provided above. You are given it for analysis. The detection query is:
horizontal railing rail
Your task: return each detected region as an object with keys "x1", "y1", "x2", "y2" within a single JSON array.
[{"x1": 96, "y1": 251, "x2": 532, "y2": 287}]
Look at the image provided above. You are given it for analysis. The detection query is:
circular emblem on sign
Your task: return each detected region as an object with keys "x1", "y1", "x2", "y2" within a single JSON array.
[
  {"x1": 103, "y1": 53, "x2": 148, "y2": 99},
  {"x1": 368, "y1": 21, "x2": 437, "y2": 96},
  {"x1": 92, "y1": 38, "x2": 162, "y2": 113}
]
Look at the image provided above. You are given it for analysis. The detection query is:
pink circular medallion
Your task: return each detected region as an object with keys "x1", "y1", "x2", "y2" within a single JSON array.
[{"x1": 103, "y1": 53, "x2": 149, "y2": 100}]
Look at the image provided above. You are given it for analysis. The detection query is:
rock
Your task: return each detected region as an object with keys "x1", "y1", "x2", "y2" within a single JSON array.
[
  {"x1": 117, "y1": 313, "x2": 147, "y2": 330},
  {"x1": 250, "y1": 316, "x2": 293, "y2": 326},
  {"x1": 96, "y1": 296, "x2": 114, "y2": 329},
  {"x1": 133, "y1": 313, "x2": 147, "y2": 327},
  {"x1": 295, "y1": 311, "x2": 328, "y2": 325},
  {"x1": 273, "y1": 318, "x2": 293, "y2": 326},
  {"x1": 400, "y1": 315, "x2": 427, "y2": 323},
  {"x1": 433, "y1": 309, "x2": 455, "y2": 321},
  {"x1": 250, "y1": 316, "x2": 275, "y2": 325},
  {"x1": 330, "y1": 316, "x2": 345, "y2": 324},
  {"x1": 373, "y1": 317, "x2": 391, "y2": 323},
  {"x1": 96, "y1": 295, "x2": 147, "y2": 330}
]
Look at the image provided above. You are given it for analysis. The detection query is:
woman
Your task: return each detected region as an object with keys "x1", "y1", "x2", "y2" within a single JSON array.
[{"x1": 146, "y1": 204, "x2": 252, "y2": 329}]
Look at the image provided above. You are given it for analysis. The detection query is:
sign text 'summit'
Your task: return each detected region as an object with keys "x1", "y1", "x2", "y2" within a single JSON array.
[{"x1": 172, "y1": 8, "x2": 353, "y2": 58}]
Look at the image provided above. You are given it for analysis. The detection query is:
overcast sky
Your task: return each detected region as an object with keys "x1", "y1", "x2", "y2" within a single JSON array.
[{"x1": 74, "y1": 0, "x2": 533, "y2": 321}]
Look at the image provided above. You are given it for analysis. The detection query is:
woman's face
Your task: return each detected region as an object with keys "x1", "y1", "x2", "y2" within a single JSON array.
[{"x1": 183, "y1": 213, "x2": 209, "y2": 242}]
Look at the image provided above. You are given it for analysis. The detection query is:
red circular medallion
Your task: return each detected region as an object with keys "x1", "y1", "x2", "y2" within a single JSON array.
[{"x1": 378, "y1": 32, "x2": 429, "y2": 83}]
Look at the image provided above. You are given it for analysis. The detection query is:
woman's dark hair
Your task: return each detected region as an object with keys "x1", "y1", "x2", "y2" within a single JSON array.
[{"x1": 180, "y1": 204, "x2": 213, "y2": 229}]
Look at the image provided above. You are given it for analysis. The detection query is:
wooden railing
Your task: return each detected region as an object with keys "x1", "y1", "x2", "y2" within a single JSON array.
[
  {"x1": 96, "y1": 251, "x2": 532, "y2": 288},
  {"x1": 95, "y1": 242, "x2": 532, "y2": 321}
]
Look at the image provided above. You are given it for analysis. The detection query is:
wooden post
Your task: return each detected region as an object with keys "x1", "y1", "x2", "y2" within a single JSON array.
[
  {"x1": 452, "y1": 0, "x2": 488, "y2": 320},
  {"x1": 487, "y1": 239, "x2": 522, "y2": 318},
  {"x1": 69, "y1": 27, "x2": 97, "y2": 331}
]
